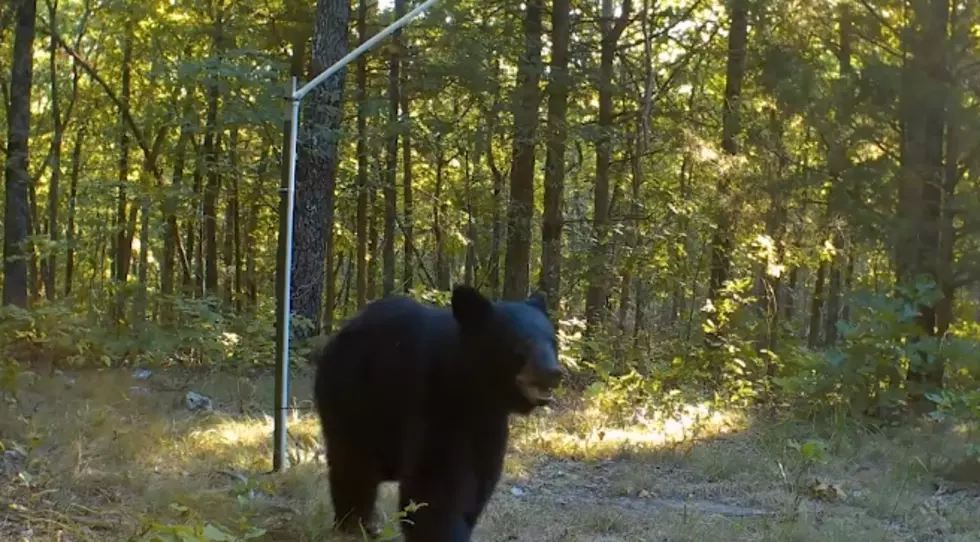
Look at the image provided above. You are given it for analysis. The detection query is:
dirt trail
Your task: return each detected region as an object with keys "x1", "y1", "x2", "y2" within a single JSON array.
[{"x1": 508, "y1": 458, "x2": 775, "y2": 518}]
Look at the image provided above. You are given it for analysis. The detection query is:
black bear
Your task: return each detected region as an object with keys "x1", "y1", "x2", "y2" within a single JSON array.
[{"x1": 312, "y1": 284, "x2": 563, "y2": 541}]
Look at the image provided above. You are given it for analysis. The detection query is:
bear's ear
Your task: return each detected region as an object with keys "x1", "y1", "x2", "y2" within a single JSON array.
[
  {"x1": 451, "y1": 284, "x2": 493, "y2": 326},
  {"x1": 526, "y1": 291, "x2": 548, "y2": 315}
]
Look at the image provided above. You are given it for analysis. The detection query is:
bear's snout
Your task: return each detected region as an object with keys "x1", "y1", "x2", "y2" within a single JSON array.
[{"x1": 537, "y1": 365, "x2": 563, "y2": 389}]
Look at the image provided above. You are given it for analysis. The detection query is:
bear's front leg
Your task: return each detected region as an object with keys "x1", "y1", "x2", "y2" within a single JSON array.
[
  {"x1": 398, "y1": 465, "x2": 476, "y2": 542},
  {"x1": 398, "y1": 418, "x2": 509, "y2": 542},
  {"x1": 464, "y1": 417, "x2": 509, "y2": 529},
  {"x1": 397, "y1": 433, "x2": 478, "y2": 542}
]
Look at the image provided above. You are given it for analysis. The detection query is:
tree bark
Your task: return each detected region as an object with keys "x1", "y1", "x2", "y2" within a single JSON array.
[
  {"x1": 823, "y1": 3, "x2": 853, "y2": 347},
  {"x1": 540, "y1": 0, "x2": 571, "y2": 310},
  {"x1": 161, "y1": 125, "x2": 190, "y2": 317},
  {"x1": 3, "y1": 0, "x2": 36, "y2": 308},
  {"x1": 65, "y1": 126, "x2": 84, "y2": 297},
  {"x1": 202, "y1": 4, "x2": 223, "y2": 298},
  {"x1": 434, "y1": 139, "x2": 450, "y2": 290},
  {"x1": 190, "y1": 139, "x2": 204, "y2": 296},
  {"x1": 291, "y1": 0, "x2": 350, "y2": 335},
  {"x1": 585, "y1": 0, "x2": 631, "y2": 339},
  {"x1": 355, "y1": 0, "x2": 369, "y2": 309},
  {"x1": 900, "y1": 0, "x2": 950, "y2": 399},
  {"x1": 222, "y1": 127, "x2": 241, "y2": 310},
  {"x1": 246, "y1": 144, "x2": 267, "y2": 308},
  {"x1": 502, "y1": 0, "x2": 544, "y2": 300},
  {"x1": 807, "y1": 262, "x2": 826, "y2": 348},
  {"x1": 401, "y1": 30, "x2": 414, "y2": 294},
  {"x1": 464, "y1": 150, "x2": 477, "y2": 286},
  {"x1": 110, "y1": 26, "x2": 134, "y2": 321},
  {"x1": 486, "y1": 89, "x2": 505, "y2": 297},
  {"x1": 43, "y1": 0, "x2": 62, "y2": 301},
  {"x1": 382, "y1": 0, "x2": 403, "y2": 296},
  {"x1": 134, "y1": 194, "x2": 149, "y2": 327},
  {"x1": 367, "y1": 175, "x2": 379, "y2": 301},
  {"x1": 705, "y1": 0, "x2": 748, "y2": 348}
]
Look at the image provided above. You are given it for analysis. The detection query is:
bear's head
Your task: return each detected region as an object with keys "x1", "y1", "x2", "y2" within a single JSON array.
[{"x1": 450, "y1": 284, "x2": 563, "y2": 414}]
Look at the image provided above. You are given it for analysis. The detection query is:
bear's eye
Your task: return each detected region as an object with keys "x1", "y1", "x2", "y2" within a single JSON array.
[{"x1": 512, "y1": 340, "x2": 533, "y2": 359}]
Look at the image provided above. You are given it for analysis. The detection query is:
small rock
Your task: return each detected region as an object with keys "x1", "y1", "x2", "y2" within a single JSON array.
[
  {"x1": 510, "y1": 486, "x2": 526, "y2": 497},
  {"x1": 132, "y1": 368, "x2": 153, "y2": 380},
  {"x1": 185, "y1": 391, "x2": 213, "y2": 411},
  {"x1": 129, "y1": 386, "x2": 151, "y2": 396},
  {"x1": 1, "y1": 449, "x2": 26, "y2": 476}
]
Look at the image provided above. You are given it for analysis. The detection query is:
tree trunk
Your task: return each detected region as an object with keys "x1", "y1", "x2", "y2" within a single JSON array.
[
  {"x1": 222, "y1": 133, "x2": 234, "y2": 308},
  {"x1": 401, "y1": 46, "x2": 414, "y2": 293},
  {"x1": 758, "y1": 110, "x2": 789, "y2": 350},
  {"x1": 823, "y1": 3, "x2": 853, "y2": 347},
  {"x1": 464, "y1": 150, "x2": 477, "y2": 286},
  {"x1": 162, "y1": 125, "x2": 190, "y2": 318},
  {"x1": 202, "y1": 5, "x2": 223, "y2": 299},
  {"x1": 434, "y1": 141, "x2": 450, "y2": 290},
  {"x1": 232, "y1": 130, "x2": 243, "y2": 311},
  {"x1": 585, "y1": 0, "x2": 631, "y2": 335},
  {"x1": 246, "y1": 144, "x2": 267, "y2": 308},
  {"x1": 28, "y1": 182, "x2": 40, "y2": 302},
  {"x1": 784, "y1": 266, "x2": 798, "y2": 323},
  {"x1": 633, "y1": 277, "x2": 647, "y2": 351},
  {"x1": 502, "y1": 0, "x2": 544, "y2": 300},
  {"x1": 382, "y1": 0, "x2": 403, "y2": 297},
  {"x1": 618, "y1": 127, "x2": 645, "y2": 338},
  {"x1": 190, "y1": 140, "x2": 204, "y2": 296},
  {"x1": 807, "y1": 262, "x2": 826, "y2": 348},
  {"x1": 355, "y1": 0, "x2": 369, "y2": 309},
  {"x1": 540, "y1": 0, "x2": 570, "y2": 310},
  {"x1": 111, "y1": 26, "x2": 134, "y2": 320},
  {"x1": 223, "y1": 127, "x2": 241, "y2": 311},
  {"x1": 367, "y1": 178, "x2": 379, "y2": 301},
  {"x1": 705, "y1": 0, "x2": 748, "y2": 348},
  {"x1": 43, "y1": 0, "x2": 62, "y2": 301},
  {"x1": 291, "y1": 0, "x2": 349, "y2": 335},
  {"x1": 65, "y1": 126, "x2": 84, "y2": 297},
  {"x1": 3, "y1": 0, "x2": 36, "y2": 308},
  {"x1": 841, "y1": 256, "x2": 854, "y2": 324},
  {"x1": 622, "y1": 0, "x2": 654, "y2": 334},
  {"x1": 134, "y1": 195, "x2": 149, "y2": 327},
  {"x1": 900, "y1": 0, "x2": 949, "y2": 400},
  {"x1": 486, "y1": 93, "x2": 505, "y2": 297}
]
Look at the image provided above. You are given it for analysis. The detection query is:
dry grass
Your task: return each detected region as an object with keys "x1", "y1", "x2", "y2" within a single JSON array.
[{"x1": 1, "y1": 365, "x2": 979, "y2": 541}]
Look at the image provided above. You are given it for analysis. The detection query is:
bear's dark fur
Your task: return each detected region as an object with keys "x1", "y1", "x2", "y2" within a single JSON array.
[{"x1": 312, "y1": 285, "x2": 563, "y2": 541}]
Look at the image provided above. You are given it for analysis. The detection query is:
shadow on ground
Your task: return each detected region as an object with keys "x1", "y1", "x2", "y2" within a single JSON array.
[{"x1": 1, "y1": 366, "x2": 979, "y2": 541}]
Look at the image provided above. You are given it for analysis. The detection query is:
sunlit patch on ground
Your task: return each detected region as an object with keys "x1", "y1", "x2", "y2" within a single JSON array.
[
  {"x1": 1, "y1": 367, "x2": 980, "y2": 541},
  {"x1": 510, "y1": 400, "x2": 747, "y2": 464}
]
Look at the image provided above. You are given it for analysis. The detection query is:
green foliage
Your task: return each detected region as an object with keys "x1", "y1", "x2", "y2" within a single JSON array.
[
  {"x1": 0, "y1": 295, "x2": 312, "y2": 370},
  {"x1": 367, "y1": 500, "x2": 429, "y2": 542},
  {"x1": 137, "y1": 503, "x2": 265, "y2": 542},
  {"x1": 782, "y1": 436, "x2": 832, "y2": 512},
  {"x1": 771, "y1": 282, "x2": 975, "y2": 417},
  {"x1": 137, "y1": 522, "x2": 265, "y2": 542}
]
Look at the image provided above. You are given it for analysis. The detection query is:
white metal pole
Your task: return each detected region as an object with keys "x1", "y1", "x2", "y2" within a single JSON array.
[
  {"x1": 274, "y1": 0, "x2": 442, "y2": 472},
  {"x1": 275, "y1": 76, "x2": 300, "y2": 472}
]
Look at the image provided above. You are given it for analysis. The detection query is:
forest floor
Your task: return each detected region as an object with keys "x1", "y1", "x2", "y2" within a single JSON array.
[{"x1": 2, "y1": 365, "x2": 980, "y2": 541}]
